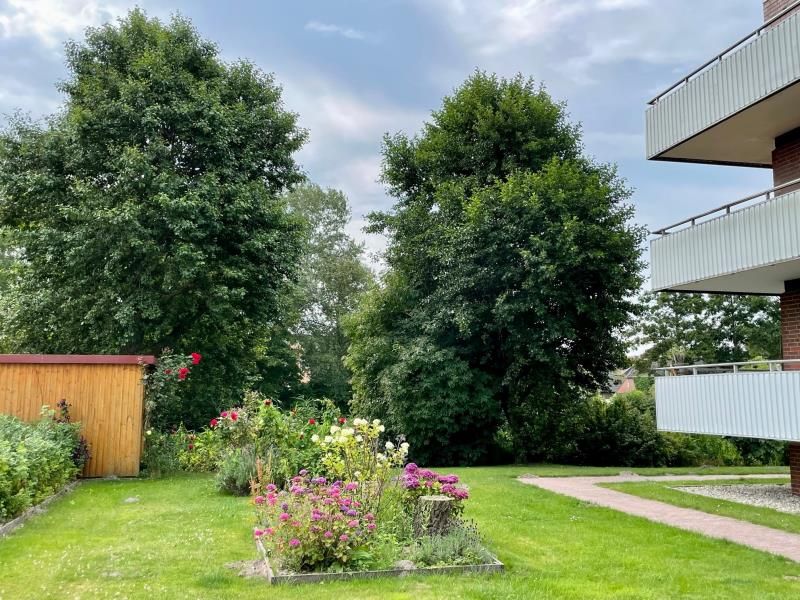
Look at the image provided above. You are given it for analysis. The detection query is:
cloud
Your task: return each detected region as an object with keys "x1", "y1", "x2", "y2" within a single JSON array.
[
  {"x1": 0, "y1": 0, "x2": 124, "y2": 47},
  {"x1": 304, "y1": 20, "x2": 374, "y2": 42}
]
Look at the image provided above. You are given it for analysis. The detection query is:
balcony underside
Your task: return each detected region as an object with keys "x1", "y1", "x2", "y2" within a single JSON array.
[
  {"x1": 656, "y1": 372, "x2": 800, "y2": 442},
  {"x1": 652, "y1": 81, "x2": 800, "y2": 167},
  {"x1": 646, "y1": 11, "x2": 800, "y2": 166},
  {"x1": 650, "y1": 189, "x2": 800, "y2": 294}
]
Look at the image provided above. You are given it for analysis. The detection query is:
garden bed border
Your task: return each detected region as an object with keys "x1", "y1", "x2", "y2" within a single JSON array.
[
  {"x1": 255, "y1": 540, "x2": 504, "y2": 585},
  {"x1": 0, "y1": 481, "x2": 80, "y2": 537}
]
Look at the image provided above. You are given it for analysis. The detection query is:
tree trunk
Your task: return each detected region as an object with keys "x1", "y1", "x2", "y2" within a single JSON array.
[{"x1": 413, "y1": 495, "x2": 455, "y2": 538}]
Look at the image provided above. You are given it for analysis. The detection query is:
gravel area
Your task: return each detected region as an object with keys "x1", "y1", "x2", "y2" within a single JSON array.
[{"x1": 673, "y1": 484, "x2": 800, "y2": 514}]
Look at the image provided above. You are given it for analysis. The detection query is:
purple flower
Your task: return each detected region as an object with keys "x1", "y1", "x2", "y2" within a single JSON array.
[
  {"x1": 438, "y1": 474, "x2": 459, "y2": 485},
  {"x1": 367, "y1": 522, "x2": 376, "y2": 531},
  {"x1": 299, "y1": 469, "x2": 308, "y2": 476},
  {"x1": 324, "y1": 530, "x2": 333, "y2": 538},
  {"x1": 347, "y1": 519, "x2": 359, "y2": 527},
  {"x1": 345, "y1": 482, "x2": 358, "y2": 491},
  {"x1": 403, "y1": 475, "x2": 420, "y2": 489},
  {"x1": 453, "y1": 488, "x2": 469, "y2": 500},
  {"x1": 442, "y1": 483, "x2": 456, "y2": 494},
  {"x1": 364, "y1": 513, "x2": 375, "y2": 521},
  {"x1": 404, "y1": 463, "x2": 419, "y2": 474},
  {"x1": 418, "y1": 469, "x2": 436, "y2": 480},
  {"x1": 281, "y1": 502, "x2": 289, "y2": 511},
  {"x1": 266, "y1": 484, "x2": 277, "y2": 493},
  {"x1": 289, "y1": 538, "x2": 301, "y2": 547},
  {"x1": 346, "y1": 509, "x2": 358, "y2": 517},
  {"x1": 254, "y1": 495, "x2": 265, "y2": 505}
]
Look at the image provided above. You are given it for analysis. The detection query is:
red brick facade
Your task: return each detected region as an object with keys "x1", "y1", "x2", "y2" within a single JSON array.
[
  {"x1": 764, "y1": 0, "x2": 798, "y2": 23},
  {"x1": 790, "y1": 444, "x2": 800, "y2": 495},
  {"x1": 773, "y1": 128, "x2": 800, "y2": 194}
]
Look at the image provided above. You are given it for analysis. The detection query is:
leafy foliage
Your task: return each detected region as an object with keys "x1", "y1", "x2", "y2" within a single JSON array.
[
  {"x1": 285, "y1": 184, "x2": 374, "y2": 408},
  {"x1": 0, "y1": 10, "x2": 306, "y2": 427},
  {"x1": 347, "y1": 72, "x2": 646, "y2": 463},
  {"x1": 631, "y1": 292, "x2": 781, "y2": 369}
]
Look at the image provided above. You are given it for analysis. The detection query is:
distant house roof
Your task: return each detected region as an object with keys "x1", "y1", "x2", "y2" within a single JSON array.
[{"x1": 604, "y1": 367, "x2": 637, "y2": 396}]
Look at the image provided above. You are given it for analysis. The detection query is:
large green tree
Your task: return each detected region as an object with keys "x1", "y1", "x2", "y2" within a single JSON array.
[
  {"x1": 0, "y1": 10, "x2": 306, "y2": 426},
  {"x1": 346, "y1": 72, "x2": 646, "y2": 464},
  {"x1": 632, "y1": 292, "x2": 781, "y2": 369},
  {"x1": 286, "y1": 184, "x2": 374, "y2": 410}
]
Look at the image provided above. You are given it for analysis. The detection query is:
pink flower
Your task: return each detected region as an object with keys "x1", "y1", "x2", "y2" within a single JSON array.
[
  {"x1": 345, "y1": 482, "x2": 358, "y2": 491},
  {"x1": 221, "y1": 411, "x2": 229, "y2": 418},
  {"x1": 230, "y1": 411, "x2": 238, "y2": 422},
  {"x1": 324, "y1": 531, "x2": 333, "y2": 538},
  {"x1": 254, "y1": 495, "x2": 265, "y2": 505},
  {"x1": 367, "y1": 523, "x2": 376, "y2": 531},
  {"x1": 191, "y1": 352, "x2": 202, "y2": 365},
  {"x1": 265, "y1": 527, "x2": 275, "y2": 535},
  {"x1": 209, "y1": 418, "x2": 218, "y2": 428},
  {"x1": 253, "y1": 529, "x2": 264, "y2": 537},
  {"x1": 266, "y1": 484, "x2": 277, "y2": 493},
  {"x1": 289, "y1": 538, "x2": 301, "y2": 548},
  {"x1": 279, "y1": 513, "x2": 291, "y2": 521},
  {"x1": 291, "y1": 520, "x2": 301, "y2": 527},
  {"x1": 348, "y1": 519, "x2": 359, "y2": 528},
  {"x1": 364, "y1": 513, "x2": 375, "y2": 521},
  {"x1": 339, "y1": 534, "x2": 349, "y2": 542}
]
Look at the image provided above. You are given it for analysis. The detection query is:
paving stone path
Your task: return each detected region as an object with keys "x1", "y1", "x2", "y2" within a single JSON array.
[{"x1": 518, "y1": 473, "x2": 800, "y2": 562}]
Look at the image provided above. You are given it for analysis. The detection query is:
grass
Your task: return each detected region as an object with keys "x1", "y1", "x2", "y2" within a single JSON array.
[
  {"x1": 603, "y1": 476, "x2": 800, "y2": 535},
  {"x1": 0, "y1": 466, "x2": 798, "y2": 599},
  {"x1": 506, "y1": 464, "x2": 789, "y2": 477}
]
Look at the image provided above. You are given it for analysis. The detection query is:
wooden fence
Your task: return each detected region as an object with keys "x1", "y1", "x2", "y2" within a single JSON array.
[{"x1": 0, "y1": 355, "x2": 155, "y2": 477}]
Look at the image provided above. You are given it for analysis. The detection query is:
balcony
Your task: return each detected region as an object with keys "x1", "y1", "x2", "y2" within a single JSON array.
[
  {"x1": 650, "y1": 180, "x2": 800, "y2": 293},
  {"x1": 646, "y1": 2, "x2": 800, "y2": 166},
  {"x1": 655, "y1": 360, "x2": 800, "y2": 441}
]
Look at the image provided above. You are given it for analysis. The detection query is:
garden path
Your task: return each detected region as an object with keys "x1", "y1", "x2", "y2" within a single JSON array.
[{"x1": 519, "y1": 473, "x2": 800, "y2": 562}]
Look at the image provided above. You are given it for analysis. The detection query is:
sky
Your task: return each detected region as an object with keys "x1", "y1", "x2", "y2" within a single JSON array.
[{"x1": 0, "y1": 0, "x2": 775, "y2": 273}]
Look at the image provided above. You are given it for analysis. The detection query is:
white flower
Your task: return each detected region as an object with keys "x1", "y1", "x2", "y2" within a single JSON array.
[
  {"x1": 378, "y1": 425, "x2": 386, "y2": 433},
  {"x1": 385, "y1": 441, "x2": 395, "y2": 450},
  {"x1": 146, "y1": 429, "x2": 152, "y2": 436},
  {"x1": 400, "y1": 442, "x2": 409, "y2": 450},
  {"x1": 330, "y1": 425, "x2": 340, "y2": 434},
  {"x1": 311, "y1": 434, "x2": 320, "y2": 443},
  {"x1": 324, "y1": 435, "x2": 334, "y2": 444},
  {"x1": 372, "y1": 419, "x2": 381, "y2": 426},
  {"x1": 355, "y1": 435, "x2": 363, "y2": 442},
  {"x1": 354, "y1": 470, "x2": 362, "y2": 479},
  {"x1": 376, "y1": 453, "x2": 387, "y2": 462},
  {"x1": 353, "y1": 418, "x2": 367, "y2": 427},
  {"x1": 342, "y1": 428, "x2": 355, "y2": 437}
]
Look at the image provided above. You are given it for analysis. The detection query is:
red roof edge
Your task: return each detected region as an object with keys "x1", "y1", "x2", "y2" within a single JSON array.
[{"x1": 0, "y1": 354, "x2": 157, "y2": 365}]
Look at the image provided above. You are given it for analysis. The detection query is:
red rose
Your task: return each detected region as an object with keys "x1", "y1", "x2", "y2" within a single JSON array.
[
  {"x1": 191, "y1": 352, "x2": 202, "y2": 365},
  {"x1": 308, "y1": 418, "x2": 316, "y2": 425},
  {"x1": 164, "y1": 369, "x2": 172, "y2": 375},
  {"x1": 231, "y1": 412, "x2": 238, "y2": 421},
  {"x1": 221, "y1": 411, "x2": 229, "y2": 418},
  {"x1": 178, "y1": 367, "x2": 190, "y2": 380},
  {"x1": 264, "y1": 399, "x2": 272, "y2": 406},
  {"x1": 338, "y1": 417, "x2": 346, "y2": 424},
  {"x1": 210, "y1": 418, "x2": 218, "y2": 428}
]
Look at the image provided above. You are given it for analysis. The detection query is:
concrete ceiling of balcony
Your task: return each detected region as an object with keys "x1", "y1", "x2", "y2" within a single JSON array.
[
  {"x1": 652, "y1": 80, "x2": 800, "y2": 168},
  {"x1": 663, "y1": 259, "x2": 800, "y2": 295}
]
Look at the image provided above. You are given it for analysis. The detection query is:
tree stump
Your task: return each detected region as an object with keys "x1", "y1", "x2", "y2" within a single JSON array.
[{"x1": 413, "y1": 495, "x2": 455, "y2": 538}]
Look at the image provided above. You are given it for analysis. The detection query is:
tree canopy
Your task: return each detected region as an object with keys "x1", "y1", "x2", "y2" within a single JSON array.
[
  {"x1": 0, "y1": 10, "x2": 307, "y2": 426},
  {"x1": 346, "y1": 72, "x2": 646, "y2": 464}
]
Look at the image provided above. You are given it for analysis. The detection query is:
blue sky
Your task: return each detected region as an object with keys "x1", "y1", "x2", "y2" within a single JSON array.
[{"x1": 0, "y1": 0, "x2": 775, "y2": 270}]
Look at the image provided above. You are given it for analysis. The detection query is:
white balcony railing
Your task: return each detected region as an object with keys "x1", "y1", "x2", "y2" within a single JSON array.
[
  {"x1": 650, "y1": 181, "x2": 800, "y2": 293},
  {"x1": 646, "y1": 2, "x2": 800, "y2": 164},
  {"x1": 655, "y1": 360, "x2": 800, "y2": 442}
]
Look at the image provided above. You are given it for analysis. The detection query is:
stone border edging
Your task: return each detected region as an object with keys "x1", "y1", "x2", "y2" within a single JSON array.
[
  {"x1": 255, "y1": 539, "x2": 503, "y2": 585},
  {"x1": 0, "y1": 481, "x2": 80, "y2": 537}
]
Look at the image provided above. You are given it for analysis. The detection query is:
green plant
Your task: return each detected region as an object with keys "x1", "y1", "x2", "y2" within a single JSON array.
[
  {"x1": 410, "y1": 522, "x2": 492, "y2": 567},
  {"x1": 141, "y1": 430, "x2": 183, "y2": 477},
  {"x1": 0, "y1": 411, "x2": 84, "y2": 522},
  {"x1": 143, "y1": 350, "x2": 202, "y2": 431},
  {"x1": 215, "y1": 446, "x2": 258, "y2": 496}
]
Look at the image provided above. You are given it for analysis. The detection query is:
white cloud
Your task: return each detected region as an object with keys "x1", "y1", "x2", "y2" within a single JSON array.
[
  {"x1": 0, "y1": 0, "x2": 124, "y2": 47},
  {"x1": 305, "y1": 20, "x2": 374, "y2": 42}
]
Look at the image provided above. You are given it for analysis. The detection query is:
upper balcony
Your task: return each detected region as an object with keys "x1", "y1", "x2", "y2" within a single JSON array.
[
  {"x1": 650, "y1": 179, "x2": 800, "y2": 293},
  {"x1": 646, "y1": 1, "x2": 800, "y2": 167}
]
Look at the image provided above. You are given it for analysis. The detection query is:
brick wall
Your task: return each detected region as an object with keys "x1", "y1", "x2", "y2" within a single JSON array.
[
  {"x1": 773, "y1": 128, "x2": 800, "y2": 194},
  {"x1": 764, "y1": 0, "x2": 798, "y2": 23},
  {"x1": 782, "y1": 287, "x2": 800, "y2": 495}
]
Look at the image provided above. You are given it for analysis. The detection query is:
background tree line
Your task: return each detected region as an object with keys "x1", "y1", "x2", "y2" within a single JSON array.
[{"x1": 0, "y1": 9, "x2": 784, "y2": 467}]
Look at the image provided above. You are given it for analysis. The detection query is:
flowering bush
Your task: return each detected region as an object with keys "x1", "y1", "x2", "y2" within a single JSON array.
[
  {"x1": 142, "y1": 349, "x2": 202, "y2": 431},
  {"x1": 312, "y1": 417, "x2": 408, "y2": 514},
  {"x1": 254, "y1": 472, "x2": 378, "y2": 572},
  {"x1": 400, "y1": 463, "x2": 469, "y2": 515}
]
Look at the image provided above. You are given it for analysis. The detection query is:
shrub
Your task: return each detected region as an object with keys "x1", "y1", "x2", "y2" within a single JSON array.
[
  {"x1": 254, "y1": 474, "x2": 378, "y2": 572},
  {"x1": 0, "y1": 408, "x2": 86, "y2": 522},
  {"x1": 216, "y1": 446, "x2": 258, "y2": 496},
  {"x1": 140, "y1": 429, "x2": 184, "y2": 477},
  {"x1": 410, "y1": 522, "x2": 491, "y2": 567},
  {"x1": 400, "y1": 463, "x2": 469, "y2": 516}
]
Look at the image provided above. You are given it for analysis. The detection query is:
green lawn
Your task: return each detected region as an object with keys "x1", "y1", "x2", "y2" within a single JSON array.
[
  {"x1": 603, "y1": 477, "x2": 800, "y2": 535},
  {"x1": 1, "y1": 467, "x2": 798, "y2": 599}
]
